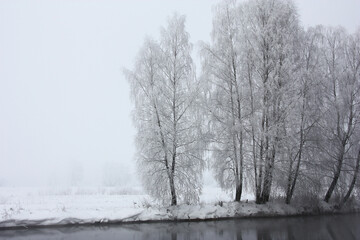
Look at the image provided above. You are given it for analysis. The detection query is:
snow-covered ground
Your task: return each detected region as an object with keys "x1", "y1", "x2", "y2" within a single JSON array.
[
  {"x1": 0, "y1": 186, "x2": 243, "y2": 228},
  {"x1": 0, "y1": 186, "x2": 148, "y2": 227},
  {"x1": 0, "y1": 186, "x2": 351, "y2": 228}
]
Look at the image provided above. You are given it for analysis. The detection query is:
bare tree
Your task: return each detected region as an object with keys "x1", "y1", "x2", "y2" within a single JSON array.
[
  {"x1": 338, "y1": 29, "x2": 360, "y2": 205},
  {"x1": 125, "y1": 14, "x2": 205, "y2": 205},
  {"x1": 283, "y1": 27, "x2": 323, "y2": 204},
  {"x1": 239, "y1": 0, "x2": 301, "y2": 204},
  {"x1": 202, "y1": 0, "x2": 304, "y2": 204},
  {"x1": 201, "y1": 0, "x2": 245, "y2": 202},
  {"x1": 312, "y1": 27, "x2": 360, "y2": 203},
  {"x1": 126, "y1": 0, "x2": 360, "y2": 207}
]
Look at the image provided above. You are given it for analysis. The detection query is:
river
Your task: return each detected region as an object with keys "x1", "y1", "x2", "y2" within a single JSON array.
[{"x1": 0, "y1": 213, "x2": 359, "y2": 240}]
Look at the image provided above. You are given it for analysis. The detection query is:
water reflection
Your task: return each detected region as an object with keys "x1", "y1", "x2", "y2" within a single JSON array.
[{"x1": 0, "y1": 213, "x2": 359, "y2": 240}]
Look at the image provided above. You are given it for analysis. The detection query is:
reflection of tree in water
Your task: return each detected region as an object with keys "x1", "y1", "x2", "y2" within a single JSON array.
[
  {"x1": 256, "y1": 229, "x2": 271, "y2": 240},
  {"x1": 235, "y1": 228, "x2": 243, "y2": 240},
  {"x1": 286, "y1": 226, "x2": 296, "y2": 240},
  {"x1": 326, "y1": 216, "x2": 358, "y2": 240},
  {"x1": 2, "y1": 214, "x2": 360, "y2": 240}
]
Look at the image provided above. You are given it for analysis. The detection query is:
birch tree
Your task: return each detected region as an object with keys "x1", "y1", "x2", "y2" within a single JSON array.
[
  {"x1": 126, "y1": 0, "x2": 360, "y2": 207},
  {"x1": 202, "y1": 0, "x2": 302, "y2": 204},
  {"x1": 340, "y1": 29, "x2": 360, "y2": 205},
  {"x1": 201, "y1": 0, "x2": 245, "y2": 202},
  {"x1": 283, "y1": 27, "x2": 324, "y2": 204},
  {"x1": 240, "y1": 0, "x2": 301, "y2": 204},
  {"x1": 314, "y1": 27, "x2": 360, "y2": 203},
  {"x1": 125, "y1": 14, "x2": 205, "y2": 206}
]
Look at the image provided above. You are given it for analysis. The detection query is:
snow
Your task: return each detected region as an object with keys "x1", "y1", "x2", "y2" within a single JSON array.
[
  {"x1": 0, "y1": 186, "x2": 233, "y2": 227},
  {"x1": 0, "y1": 186, "x2": 149, "y2": 227},
  {"x1": 0, "y1": 186, "x2": 353, "y2": 228}
]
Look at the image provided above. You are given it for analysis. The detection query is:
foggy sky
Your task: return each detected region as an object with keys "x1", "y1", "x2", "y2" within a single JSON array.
[{"x1": 0, "y1": 0, "x2": 359, "y2": 187}]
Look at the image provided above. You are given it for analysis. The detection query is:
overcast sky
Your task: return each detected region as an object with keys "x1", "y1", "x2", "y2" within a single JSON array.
[{"x1": 0, "y1": 0, "x2": 359, "y2": 187}]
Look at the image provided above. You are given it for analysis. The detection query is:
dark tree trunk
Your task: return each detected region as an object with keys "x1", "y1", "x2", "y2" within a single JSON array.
[
  {"x1": 260, "y1": 147, "x2": 275, "y2": 203},
  {"x1": 325, "y1": 93, "x2": 354, "y2": 203},
  {"x1": 340, "y1": 148, "x2": 360, "y2": 207},
  {"x1": 286, "y1": 132, "x2": 304, "y2": 204},
  {"x1": 324, "y1": 144, "x2": 345, "y2": 203},
  {"x1": 169, "y1": 176, "x2": 177, "y2": 206},
  {"x1": 235, "y1": 183, "x2": 242, "y2": 202},
  {"x1": 324, "y1": 167, "x2": 341, "y2": 203},
  {"x1": 256, "y1": 133, "x2": 264, "y2": 204},
  {"x1": 235, "y1": 131, "x2": 244, "y2": 202},
  {"x1": 285, "y1": 156, "x2": 294, "y2": 204}
]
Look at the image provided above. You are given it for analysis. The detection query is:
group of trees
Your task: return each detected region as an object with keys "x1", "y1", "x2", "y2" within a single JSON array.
[{"x1": 125, "y1": 0, "x2": 360, "y2": 206}]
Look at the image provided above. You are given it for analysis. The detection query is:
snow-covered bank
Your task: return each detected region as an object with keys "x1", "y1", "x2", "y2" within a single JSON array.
[
  {"x1": 1, "y1": 201, "x2": 358, "y2": 229},
  {"x1": 0, "y1": 187, "x2": 358, "y2": 228},
  {"x1": 131, "y1": 201, "x2": 360, "y2": 222},
  {"x1": 0, "y1": 186, "x2": 150, "y2": 228},
  {"x1": 0, "y1": 186, "x2": 231, "y2": 228}
]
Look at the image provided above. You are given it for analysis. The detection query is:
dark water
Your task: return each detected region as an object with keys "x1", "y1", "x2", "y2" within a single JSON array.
[{"x1": 1, "y1": 214, "x2": 360, "y2": 240}]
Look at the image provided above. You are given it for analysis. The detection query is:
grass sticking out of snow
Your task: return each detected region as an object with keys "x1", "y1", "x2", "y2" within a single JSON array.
[{"x1": 0, "y1": 186, "x2": 358, "y2": 228}]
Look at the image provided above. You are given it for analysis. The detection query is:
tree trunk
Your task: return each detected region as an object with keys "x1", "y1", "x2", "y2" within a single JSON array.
[
  {"x1": 169, "y1": 176, "x2": 177, "y2": 206},
  {"x1": 234, "y1": 110, "x2": 243, "y2": 202},
  {"x1": 256, "y1": 135, "x2": 264, "y2": 204},
  {"x1": 170, "y1": 145, "x2": 177, "y2": 205},
  {"x1": 260, "y1": 146, "x2": 275, "y2": 203},
  {"x1": 230, "y1": 78, "x2": 242, "y2": 202},
  {"x1": 285, "y1": 154, "x2": 294, "y2": 204},
  {"x1": 256, "y1": 98, "x2": 267, "y2": 204},
  {"x1": 233, "y1": 134, "x2": 240, "y2": 202},
  {"x1": 286, "y1": 92, "x2": 306, "y2": 204},
  {"x1": 324, "y1": 77, "x2": 354, "y2": 203},
  {"x1": 247, "y1": 64, "x2": 259, "y2": 204},
  {"x1": 324, "y1": 163, "x2": 342, "y2": 203},
  {"x1": 287, "y1": 140, "x2": 303, "y2": 204},
  {"x1": 324, "y1": 150, "x2": 345, "y2": 202},
  {"x1": 238, "y1": 131, "x2": 243, "y2": 202},
  {"x1": 259, "y1": 105, "x2": 273, "y2": 204},
  {"x1": 232, "y1": 50, "x2": 244, "y2": 202},
  {"x1": 324, "y1": 140, "x2": 346, "y2": 202},
  {"x1": 235, "y1": 183, "x2": 242, "y2": 202},
  {"x1": 286, "y1": 118, "x2": 304, "y2": 204},
  {"x1": 154, "y1": 101, "x2": 176, "y2": 206},
  {"x1": 340, "y1": 148, "x2": 360, "y2": 207}
]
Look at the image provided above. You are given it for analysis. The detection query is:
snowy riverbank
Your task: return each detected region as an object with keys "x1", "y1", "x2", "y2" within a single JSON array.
[{"x1": 0, "y1": 186, "x2": 358, "y2": 228}]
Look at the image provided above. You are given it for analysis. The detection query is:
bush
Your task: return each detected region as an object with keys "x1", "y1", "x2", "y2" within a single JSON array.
[{"x1": 292, "y1": 192, "x2": 321, "y2": 209}]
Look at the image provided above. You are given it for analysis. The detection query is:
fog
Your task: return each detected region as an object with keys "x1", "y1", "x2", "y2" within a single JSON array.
[{"x1": 0, "y1": 0, "x2": 359, "y2": 187}]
